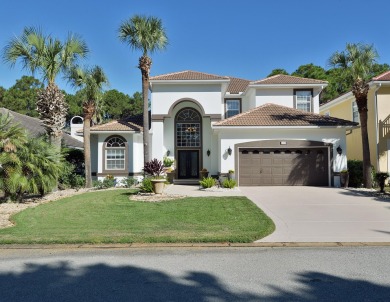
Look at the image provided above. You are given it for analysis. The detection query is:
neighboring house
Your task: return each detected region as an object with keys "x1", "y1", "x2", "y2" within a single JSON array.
[
  {"x1": 0, "y1": 107, "x2": 83, "y2": 149},
  {"x1": 320, "y1": 70, "x2": 390, "y2": 173},
  {"x1": 90, "y1": 71, "x2": 357, "y2": 187}
]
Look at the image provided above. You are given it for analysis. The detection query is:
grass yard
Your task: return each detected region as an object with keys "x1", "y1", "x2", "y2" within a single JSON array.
[{"x1": 0, "y1": 190, "x2": 275, "y2": 244}]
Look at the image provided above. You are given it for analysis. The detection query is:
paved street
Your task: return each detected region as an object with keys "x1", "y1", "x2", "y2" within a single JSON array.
[{"x1": 0, "y1": 246, "x2": 389, "y2": 301}]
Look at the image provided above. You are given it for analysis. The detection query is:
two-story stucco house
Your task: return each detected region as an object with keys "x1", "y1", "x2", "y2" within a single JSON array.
[
  {"x1": 89, "y1": 70, "x2": 357, "y2": 186},
  {"x1": 320, "y1": 70, "x2": 390, "y2": 174}
]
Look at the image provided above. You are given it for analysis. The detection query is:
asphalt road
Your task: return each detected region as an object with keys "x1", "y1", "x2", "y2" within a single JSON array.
[{"x1": 0, "y1": 246, "x2": 389, "y2": 301}]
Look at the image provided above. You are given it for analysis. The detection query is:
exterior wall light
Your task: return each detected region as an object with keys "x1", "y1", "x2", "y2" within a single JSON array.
[
  {"x1": 166, "y1": 150, "x2": 170, "y2": 156},
  {"x1": 227, "y1": 146, "x2": 232, "y2": 156},
  {"x1": 207, "y1": 149, "x2": 211, "y2": 157}
]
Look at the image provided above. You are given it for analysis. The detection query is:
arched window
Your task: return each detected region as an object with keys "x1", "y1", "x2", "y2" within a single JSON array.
[
  {"x1": 176, "y1": 108, "x2": 201, "y2": 147},
  {"x1": 104, "y1": 136, "x2": 127, "y2": 171}
]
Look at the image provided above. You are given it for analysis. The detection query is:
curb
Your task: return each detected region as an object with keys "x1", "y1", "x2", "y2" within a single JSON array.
[{"x1": 1, "y1": 242, "x2": 390, "y2": 249}]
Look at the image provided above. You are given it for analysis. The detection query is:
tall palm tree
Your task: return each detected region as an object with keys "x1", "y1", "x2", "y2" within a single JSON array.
[
  {"x1": 118, "y1": 15, "x2": 168, "y2": 163},
  {"x1": 329, "y1": 43, "x2": 379, "y2": 188},
  {"x1": 68, "y1": 66, "x2": 109, "y2": 188},
  {"x1": 2, "y1": 26, "x2": 89, "y2": 150}
]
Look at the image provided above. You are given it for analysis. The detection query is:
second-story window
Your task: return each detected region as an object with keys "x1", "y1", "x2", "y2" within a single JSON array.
[
  {"x1": 225, "y1": 99, "x2": 241, "y2": 118},
  {"x1": 352, "y1": 101, "x2": 359, "y2": 123},
  {"x1": 294, "y1": 90, "x2": 313, "y2": 112}
]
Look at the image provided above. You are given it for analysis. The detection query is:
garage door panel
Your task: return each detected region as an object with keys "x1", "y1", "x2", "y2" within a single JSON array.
[{"x1": 239, "y1": 147, "x2": 328, "y2": 186}]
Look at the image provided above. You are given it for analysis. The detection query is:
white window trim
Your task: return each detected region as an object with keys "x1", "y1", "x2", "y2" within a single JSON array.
[
  {"x1": 225, "y1": 99, "x2": 241, "y2": 118},
  {"x1": 352, "y1": 101, "x2": 359, "y2": 123}
]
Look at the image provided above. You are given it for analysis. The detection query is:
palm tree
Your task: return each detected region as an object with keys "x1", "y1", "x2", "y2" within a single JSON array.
[
  {"x1": 329, "y1": 43, "x2": 379, "y2": 188},
  {"x1": 118, "y1": 15, "x2": 168, "y2": 163},
  {"x1": 2, "y1": 26, "x2": 89, "y2": 150},
  {"x1": 68, "y1": 66, "x2": 109, "y2": 188}
]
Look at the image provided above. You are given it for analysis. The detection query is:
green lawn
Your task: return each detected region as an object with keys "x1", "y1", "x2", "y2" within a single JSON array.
[{"x1": 0, "y1": 190, "x2": 275, "y2": 244}]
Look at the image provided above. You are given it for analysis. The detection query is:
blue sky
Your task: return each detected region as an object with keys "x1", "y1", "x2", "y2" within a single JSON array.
[{"x1": 1, "y1": 0, "x2": 390, "y2": 96}]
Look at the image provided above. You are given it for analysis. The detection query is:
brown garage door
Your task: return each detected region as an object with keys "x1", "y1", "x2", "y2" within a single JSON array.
[{"x1": 239, "y1": 148, "x2": 328, "y2": 186}]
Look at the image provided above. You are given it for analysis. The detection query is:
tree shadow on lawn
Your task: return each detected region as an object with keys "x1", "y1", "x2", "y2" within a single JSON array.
[{"x1": 0, "y1": 262, "x2": 389, "y2": 301}]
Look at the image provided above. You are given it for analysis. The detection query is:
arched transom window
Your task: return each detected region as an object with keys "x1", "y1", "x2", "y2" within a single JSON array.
[
  {"x1": 105, "y1": 136, "x2": 126, "y2": 170},
  {"x1": 176, "y1": 108, "x2": 201, "y2": 147}
]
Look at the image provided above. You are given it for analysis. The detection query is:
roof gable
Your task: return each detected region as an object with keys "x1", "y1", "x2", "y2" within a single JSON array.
[
  {"x1": 150, "y1": 70, "x2": 229, "y2": 81},
  {"x1": 251, "y1": 74, "x2": 328, "y2": 85},
  {"x1": 214, "y1": 103, "x2": 357, "y2": 127},
  {"x1": 89, "y1": 113, "x2": 145, "y2": 132}
]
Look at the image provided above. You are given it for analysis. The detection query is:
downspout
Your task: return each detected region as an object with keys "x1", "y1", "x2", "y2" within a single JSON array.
[{"x1": 374, "y1": 83, "x2": 381, "y2": 171}]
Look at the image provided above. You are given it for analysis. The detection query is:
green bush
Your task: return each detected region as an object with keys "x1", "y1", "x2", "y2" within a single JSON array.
[
  {"x1": 121, "y1": 177, "x2": 137, "y2": 188},
  {"x1": 347, "y1": 160, "x2": 375, "y2": 188},
  {"x1": 222, "y1": 178, "x2": 237, "y2": 189},
  {"x1": 347, "y1": 160, "x2": 363, "y2": 188},
  {"x1": 140, "y1": 177, "x2": 153, "y2": 193},
  {"x1": 163, "y1": 157, "x2": 174, "y2": 167},
  {"x1": 92, "y1": 176, "x2": 116, "y2": 190},
  {"x1": 70, "y1": 174, "x2": 85, "y2": 189},
  {"x1": 199, "y1": 177, "x2": 216, "y2": 189}
]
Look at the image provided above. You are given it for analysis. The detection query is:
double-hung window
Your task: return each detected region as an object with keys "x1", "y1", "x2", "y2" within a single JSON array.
[
  {"x1": 225, "y1": 99, "x2": 241, "y2": 118},
  {"x1": 352, "y1": 101, "x2": 359, "y2": 123},
  {"x1": 294, "y1": 90, "x2": 313, "y2": 112}
]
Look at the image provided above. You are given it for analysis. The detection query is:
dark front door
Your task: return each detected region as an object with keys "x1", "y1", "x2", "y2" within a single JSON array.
[{"x1": 178, "y1": 150, "x2": 199, "y2": 179}]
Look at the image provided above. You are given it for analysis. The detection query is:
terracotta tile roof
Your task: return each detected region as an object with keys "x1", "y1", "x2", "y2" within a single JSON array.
[
  {"x1": 150, "y1": 70, "x2": 229, "y2": 81},
  {"x1": 227, "y1": 77, "x2": 250, "y2": 94},
  {"x1": 214, "y1": 103, "x2": 357, "y2": 127},
  {"x1": 0, "y1": 107, "x2": 83, "y2": 149},
  {"x1": 373, "y1": 70, "x2": 390, "y2": 81},
  {"x1": 251, "y1": 74, "x2": 328, "y2": 85},
  {"x1": 89, "y1": 113, "x2": 145, "y2": 132}
]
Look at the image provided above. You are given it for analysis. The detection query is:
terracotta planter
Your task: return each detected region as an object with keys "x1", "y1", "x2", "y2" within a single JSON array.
[
  {"x1": 151, "y1": 179, "x2": 165, "y2": 194},
  {"x1": 166, "y1": 172, "x2": 175, "y2": 184}
]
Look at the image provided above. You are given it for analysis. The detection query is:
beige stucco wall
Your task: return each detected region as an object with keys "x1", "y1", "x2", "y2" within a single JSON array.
[
  {"x1": 320, "y1": 88, "x2": 380, "y2": 171},
  {"x1": 377, "y1": 86, "x2": 390, "y2": 172}
]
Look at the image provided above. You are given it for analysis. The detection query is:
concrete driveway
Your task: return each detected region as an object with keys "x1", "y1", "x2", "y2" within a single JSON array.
[{"x1": 240, "y1": 186, "x2": 390, "y2": 243}]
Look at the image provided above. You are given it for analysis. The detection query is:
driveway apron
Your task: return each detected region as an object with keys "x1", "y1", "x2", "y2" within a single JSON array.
[{"x1": 240, "y1": 186, "x2": 390, "y2": 242}]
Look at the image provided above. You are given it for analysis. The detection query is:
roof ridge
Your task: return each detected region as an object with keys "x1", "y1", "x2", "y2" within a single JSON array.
[
  {"x1": 252, "y1": 73, "x2": 327, "y2": 84},
  {"x1": 151, "y1": 70, "x2": 230, "y2": 79},
  {"x1": 373, "y1": 70, "x2": 390, "y2": 80}
]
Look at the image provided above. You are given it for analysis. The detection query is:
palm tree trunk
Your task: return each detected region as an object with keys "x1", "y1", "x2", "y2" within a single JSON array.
[
  {"x1": 84, "y1": 117, "x2": 92, "y2": 188},
  {"x1": 139, "y1": 55, "x2": 152, "y2": 164},
  {"x1": 359, "y1": 109, "x2": 372, "y2": 188}
]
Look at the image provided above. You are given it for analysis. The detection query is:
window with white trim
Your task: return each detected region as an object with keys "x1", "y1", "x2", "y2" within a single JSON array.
[
  {"x1": 105, "y1": 136, "x2": 126, "y2": 170},
  {"x1": 225, "y1": 99, "x2": 241, "y2": 118},
  {"x1": 295, "y1": 90, "x2": 312, "y2": 112},
  {"x1": 352, "y1": 101, "x2": 359, "y2": 123}
]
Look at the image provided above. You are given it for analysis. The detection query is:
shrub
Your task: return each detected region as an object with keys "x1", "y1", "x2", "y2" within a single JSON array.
[
  {"x1": 199, "y1": 177, "x2": 216, "y2": 189},
  {"x1": 347, "y1": 160, "x2": 375, "y2": 188},
  {"x1": 222, "y1": 178, "x2": 237, "y2": 189},
  {"x1": 70, "y1": 174, "x2": 85, "y2": 190},
  {"x1": 143, "y1": 159, "x2": 165, "y2": 178},
  {"x1": 121, "y1": 177, "x2": 137, "y2": 188},
  {"x1": 163, "y1": 157, "x2": 174, "y2": 168},
  {"x1": 92, "y1": 175, "x2": 116, "y2": 190},
  {"x1": 347, "y1": 160, "x2": 363, "y2": 188},
  {"x1": 140, "y1": 177, "x2": 153, "y2": 193}
]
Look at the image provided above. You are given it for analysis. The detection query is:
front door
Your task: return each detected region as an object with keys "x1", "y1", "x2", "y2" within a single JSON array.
[{"x1": 178, "y1": 150, "x2": 199, "y2": 179}]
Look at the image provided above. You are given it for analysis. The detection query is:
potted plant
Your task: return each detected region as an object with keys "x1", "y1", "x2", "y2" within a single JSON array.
[
  {"x1": 340, "y1": 170, "x2": 349, "y2": 188},
  {"x1": 143, "y1": 158, "x2": 166, "y2": 194},
  {"x1": 199, "y1": 168, "x2": 209, "y2": 179},
  {"x1": 375, "y1": 172, "x2": 389, "y2": 193},
  {"x1": 228, "y1": 169, "x2": 235, "y2": 180},
  {"x1": 166, "y1": 167, "x2": 175, "y2": 184}
]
